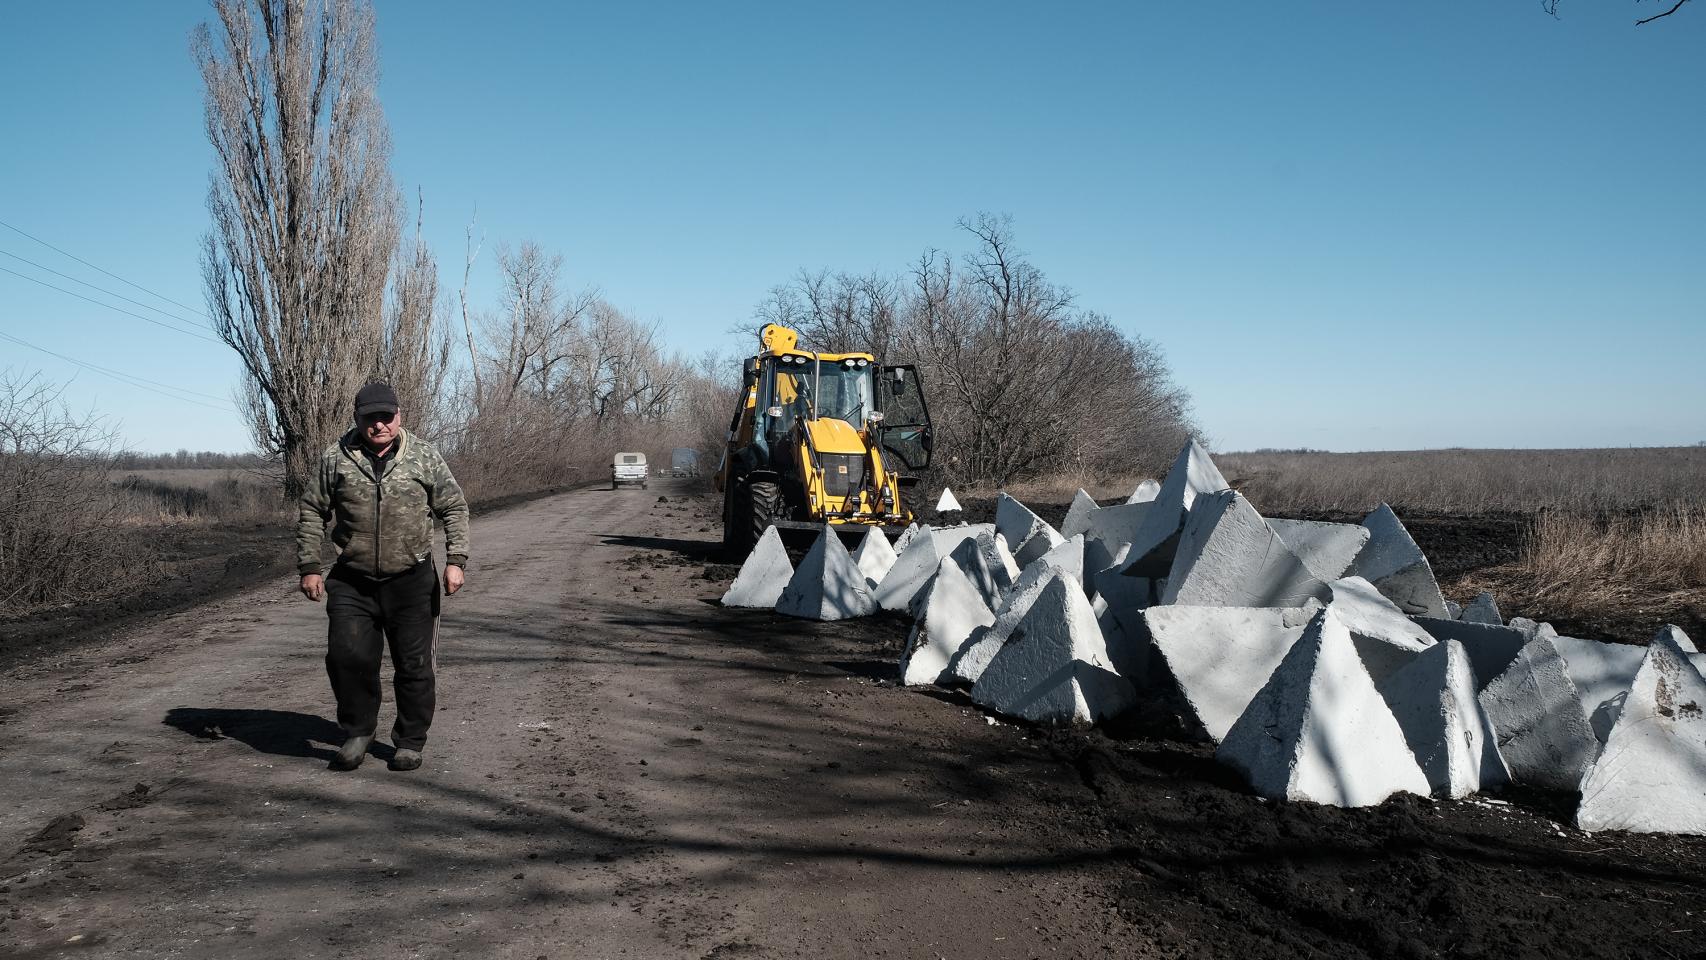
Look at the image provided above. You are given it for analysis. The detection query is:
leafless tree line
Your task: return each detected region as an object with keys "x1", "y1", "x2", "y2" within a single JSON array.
[
  {"x1": 757, "y1": 214, "x2": 1197, "y2": 487},
  {"x1": 438, "y1": 241, "x2": 722, "y2": 498}
]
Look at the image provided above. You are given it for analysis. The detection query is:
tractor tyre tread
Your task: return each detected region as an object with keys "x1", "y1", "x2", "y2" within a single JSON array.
[{"x1": 745, "y1": 480, "x2": 783, "y2": 553}]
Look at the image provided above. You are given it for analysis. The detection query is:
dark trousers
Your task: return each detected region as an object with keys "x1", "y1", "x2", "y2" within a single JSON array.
[{"x1": 325, "y1": 559, "x2": 441, "y2": 751}]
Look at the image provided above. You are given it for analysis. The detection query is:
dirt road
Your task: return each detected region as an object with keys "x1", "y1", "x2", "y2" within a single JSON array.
[
  {"x1": 6, "y1": 480, "x2": 1706, "y2": 960},
  {"x1": 0, "y1": 479, "x2": 1127, "y2": 959}
]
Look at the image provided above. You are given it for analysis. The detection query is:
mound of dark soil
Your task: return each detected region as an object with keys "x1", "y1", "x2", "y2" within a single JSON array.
[
  {"x1": 0, "y1": 522, "x2": 294, "y2": 671},
  {"x1": 1041, "y1": 725, "x2": 1706, "y2": 960}
]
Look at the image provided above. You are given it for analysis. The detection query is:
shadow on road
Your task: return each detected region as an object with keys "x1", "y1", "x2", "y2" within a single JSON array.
[
  {"x1": 162, "y1": 707, "x2": 345, "y2": 762},
  {"x1": 599, "y1": 533, "x2": 725, "y2": 561}
]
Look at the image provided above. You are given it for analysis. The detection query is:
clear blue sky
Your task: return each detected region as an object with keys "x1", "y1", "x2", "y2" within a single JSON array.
[{"x1": 1, "y1": 1, "x2": 1701, "y2": 454}]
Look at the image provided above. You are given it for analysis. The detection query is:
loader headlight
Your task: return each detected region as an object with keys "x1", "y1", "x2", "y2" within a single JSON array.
[{"x1": 867, "y1": 411, "x2": 884, "y2": 423}]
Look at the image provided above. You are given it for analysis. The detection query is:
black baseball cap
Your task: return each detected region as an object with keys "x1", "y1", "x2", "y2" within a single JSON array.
[{"x1": 354, "y1": 382, "x2": 400, "y2": 417}]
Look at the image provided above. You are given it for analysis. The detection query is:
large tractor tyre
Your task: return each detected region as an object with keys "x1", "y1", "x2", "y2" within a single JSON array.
[
  {"x1": 729, "y1": 479, "x2": 784, "y2": 559},
  {"x1": 721, "y1": 481, "x2": 740, "y2": 554}
]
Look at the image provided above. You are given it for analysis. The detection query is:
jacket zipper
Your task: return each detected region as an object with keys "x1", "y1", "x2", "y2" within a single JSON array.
[{"x1": 372, "y1": 455, "x2": 384, "y2": 571}]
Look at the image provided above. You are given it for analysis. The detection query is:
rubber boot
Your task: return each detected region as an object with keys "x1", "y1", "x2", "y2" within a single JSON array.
[{"x1": 330, "y1": 735, "x2": 373, "y2": 771}]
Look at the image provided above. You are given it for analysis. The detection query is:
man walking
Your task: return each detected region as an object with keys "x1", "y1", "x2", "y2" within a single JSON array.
[{"x1": 297, "y1": 382, "x2": 470, "y2": 772}]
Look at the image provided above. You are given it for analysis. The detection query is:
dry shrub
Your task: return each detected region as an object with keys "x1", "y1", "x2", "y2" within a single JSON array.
[
  {"x1": 1513, "y1": 506, "x2": 1706, "y2": 610},
  {"x1": 0, "y1": 372, "x2": 144, "y2": 613}
]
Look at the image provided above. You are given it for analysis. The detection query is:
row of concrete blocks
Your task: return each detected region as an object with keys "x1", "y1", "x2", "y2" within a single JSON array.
[{"x1": 721, "y1": 440, "x2": 1706, "y2": 834}]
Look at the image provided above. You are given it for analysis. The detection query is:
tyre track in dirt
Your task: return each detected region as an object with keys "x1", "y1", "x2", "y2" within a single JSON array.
[{"x1": 0, "y1": 479, "x2": 1133, "y2": 959}]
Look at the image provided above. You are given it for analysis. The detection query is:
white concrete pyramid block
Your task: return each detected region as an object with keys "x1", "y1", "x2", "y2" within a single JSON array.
[
  {"x1": 900, "y1": 556, "x2": 997, "y2": 687},
  {"x1": 995, "y1": 493, "x2": 1042, "y2": 554},
  {"x1": 931, "y1": 523, "x2": 995, "y2": 554},
  {"x1": 1037, "y1": 533, "x2": 1084, "y2": 590},
  {"x1": 1146, "y1": 602, "x2": 1323, "y2": 743},
  {"x1": 1657, "y1": 624, "x2": 1699, "y2": 653},
  {"x1": 1126, "y1": 478, "x2": 1161, "y2": 504},
  {"x1": 1060, "y1": 489, "x2": 1100, "y2": 540},
  {"x1": 720, "y1": 526, "x2": 794, "y2": 608},
  {"x1": 935, "y1": 487, "x2": 962, "y2": 512},
  {"x1": 1091, "y1": 563, "x2": 1154, "y2": 617},
  {"x1": 892, "y1": 523, "x2": 921, "y2": 553},
  {"x1": 874, "y1": 525, "x2": 939, "y2": 612},
  {"x1": 1507, "y1": 617, "x2": 1557, "y2": 641},
  {"x1": 1161, "y1": 491, "x2": 1327, "y2": 609},
  {"x1": 880, "y1": 523, "x2": 1000, "y2": 617},
  {"x1": 852, "y1": 527, "x2": 898, "y2": 588},
  {"x1": 775, "y1": 526, "x2": 877, "y2": 621},
  {"x1": 1446, "y1": 599, "x2": 1463, "y2": 620},
  {"x1": 1098, "y1": 605, "x2": 1155, "y2": 688},
  {"x1": 1476, "y1": 636, "x2": 1600, "y2": 793},
  {"x1": 992, "y1": 533, "x2": 1022, "y2": 583},
  {"x1": 971, "y1": 576, "x2": 1137, "y2": 725},
  {"x1": 1084, "y1": 501, "x2": 1153, "y2": 576},
  {"x1": 1351, "y1": 504, "x2": 1449, "y2": 619},
  {"x1": 1552, "y1": 635, "x2": 1647, "y2": 743},
  {"x1": 1217, "y1": 608, "x2": 1431, "y2": 807},
  {"x1": 1577, "y1": 635, "x2": 1706, "y2": 834},
  {"x1": 1014, "y1": 523, "x2": 1065, "y2": 570},
  {"x1": 1327, "y1": 577, "x2": 1435, "y2": 684},
  {"x1": 950, "y1": 563, "x2": 1075, "y2": 686},
  {"x1": 1377, "y1": 639, "x2": 1510, "y2": 798},
  {"x1": 1120, "y1": 440, "x2": 1231, "y2": 579},
  {"x1": 1412, "y1": 617, "x2": 1533, "y2": 691},
  {"x1": 1460, "y1": 592, "x2": 1502, "y2": 626},
  {"x1": 977, "y1": 531, "x2": 1017, "y2": 594},
  {"x1": 944, "y1": 533, "x2": 1012, "y2": 613},
  {"x1": 1270, "y1": 519, "x2": 1371, "y2": 582},
  {"x1": 994, "y1": 494, "x2": 1064, "y2": 569}
]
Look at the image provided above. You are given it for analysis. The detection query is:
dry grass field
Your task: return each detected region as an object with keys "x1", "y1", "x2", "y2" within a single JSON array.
[
  {"x1": 1214, "y1": 447, "x2": 1706, "y2": 640},
  {"x1": 1217, "y1": 446, "x2": 1706, "y2": 515},
  {"x1": 960, "y1": 446, "x2": 1706, "y2": 644},
  {"x1": 108, "y1": 467, "x2": 288, "y2": 526}
]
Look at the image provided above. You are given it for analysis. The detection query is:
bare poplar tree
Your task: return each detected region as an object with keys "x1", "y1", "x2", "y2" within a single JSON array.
[
  {"x1": 195, "y1": 0, "x2": 401, "y2": 499},
  {"x1": 379, "y1": 210, "x2": 451, "y2": 439}
]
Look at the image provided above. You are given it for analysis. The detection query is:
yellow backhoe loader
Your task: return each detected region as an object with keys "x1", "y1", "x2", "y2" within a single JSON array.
[{"x1": 715, "y1": 324, "x2": 934, "y2": 556}]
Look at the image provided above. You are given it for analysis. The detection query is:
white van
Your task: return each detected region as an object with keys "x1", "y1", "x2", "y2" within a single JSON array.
[{"x1": 612, "y1": 452, "x2": 648, "y2": 489}]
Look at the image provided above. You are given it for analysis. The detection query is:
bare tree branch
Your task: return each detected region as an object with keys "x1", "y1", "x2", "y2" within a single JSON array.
[{"x1": 1637, "y1": 0, "x2": 1691, "y2": 24}]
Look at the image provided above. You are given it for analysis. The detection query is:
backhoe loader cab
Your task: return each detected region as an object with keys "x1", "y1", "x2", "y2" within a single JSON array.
[{"x1": 716, "y1": 324, "x2": 933, "y2": 556}]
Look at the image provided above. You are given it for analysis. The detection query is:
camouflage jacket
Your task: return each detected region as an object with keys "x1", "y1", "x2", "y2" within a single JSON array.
[{"x1": 296, "y1": 428, "x2": 470, "y2": 578}]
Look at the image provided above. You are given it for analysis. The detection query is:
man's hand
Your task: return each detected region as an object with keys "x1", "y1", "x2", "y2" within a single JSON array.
[
  {"x1": 300, "y1": 574, "x2": 325, "y2": 602},
  {"x1": 445, "y1": 564, "x2": 465, "y2": 596}
]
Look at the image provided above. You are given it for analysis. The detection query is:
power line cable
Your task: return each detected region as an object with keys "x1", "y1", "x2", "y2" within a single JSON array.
[
  {"x1": 0, "y1": 248, "x2": 212, "y2": 333},
  {"x1": 0, "y1": 216, "x2": 211, "y2": 321},
  {"x1": 0, "y1": 330, "x2": 238, "y2": 412},
  {"x1": 0, "y1": 264, "x2": 220, "y2": 343}
]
